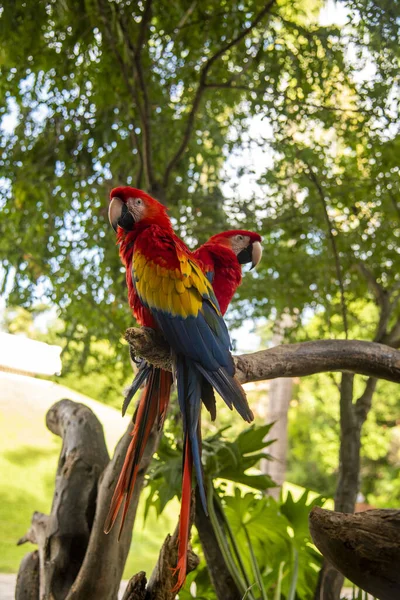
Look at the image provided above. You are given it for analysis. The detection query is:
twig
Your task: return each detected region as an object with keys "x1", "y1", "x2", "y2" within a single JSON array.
[{"x1": 163, "y1": 0, "x2": 276, "y2": 186}]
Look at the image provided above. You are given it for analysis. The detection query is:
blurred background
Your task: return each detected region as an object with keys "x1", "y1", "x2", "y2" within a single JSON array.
[{"x1": 0, "y1": 0, "x2": 399, "y2": 598}]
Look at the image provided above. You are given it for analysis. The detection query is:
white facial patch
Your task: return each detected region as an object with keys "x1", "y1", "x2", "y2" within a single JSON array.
[
  {"x1": 230, "y1": 234, "x2": 251, "y2": 255},
  {"x1": 127, "y1": 197, "x2": 146, "y2": 222}
]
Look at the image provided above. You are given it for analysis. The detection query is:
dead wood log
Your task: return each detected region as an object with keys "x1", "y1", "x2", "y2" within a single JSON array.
[
  {"x1": 17, "y1": 399, "x2": 110, "y2": 600},
  {"x1": 15, "y1": 551, "x2": 40, "y2": 600},
  {"x1": 125, "y1": 328, "x2": 400, "y2": 384},
  {"x1": 66, "y1": 419, "x2": 161, "y2": 600},
  {"x1": 16, "y1": 397, "x2": 162, "y2": 600},
  {"x1": 309, "y1": 506, "x2": 400, "y2": 600}
]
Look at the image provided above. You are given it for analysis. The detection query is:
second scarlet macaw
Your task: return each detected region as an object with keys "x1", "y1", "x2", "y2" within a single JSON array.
[
  {"x1": 105, "y1": 187, "x2": 261, "y2": 590},
  {"x1": 194, "y1": 230, "x2": 262, "y2": 314}
]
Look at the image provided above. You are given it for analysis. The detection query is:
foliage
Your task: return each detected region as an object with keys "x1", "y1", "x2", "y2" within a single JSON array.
[
  {"x1": 144, "y1": 423, "x2": 324, "y2": 598},
  {"x1": 256, "y1": 304, "x2": 400, "y2": 508},
  {"x1": 285, "y1": 370, "x2": 400, "y2": 507},
  {"x1": 219, "y1": 489, "x2": 324, "y2": 599},
  {"x1": 1, "y1": 0, "x2": 392, "y2": 350},
  {"x1": 145, "y1": 423, "x2": 275, "y2": 517}
]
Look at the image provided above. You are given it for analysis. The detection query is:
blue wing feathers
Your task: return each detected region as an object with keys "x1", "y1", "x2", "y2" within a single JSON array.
[
  {"x1": 176, "y1": 356, "x2": 208, "y2": 514},
  {"x1": 122, "y1": 361, "x2": 153, "y2": 416}
]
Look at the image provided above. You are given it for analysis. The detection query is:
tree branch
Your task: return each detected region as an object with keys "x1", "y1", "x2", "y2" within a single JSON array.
[
  {"x1": 15, "y1": 551, "x2": 40, "y2": 600},
  {"x1": 123, "y1": 496, "x2": 199, "y2": 599},
  {"x1": 354, "y1": 376, "x2": 378, "y2": 423},
  {"x1": 115, "y1": 4, "x2": 155, "y2": 190},
  {"x1": 136, "y1": 0, "x2": 152, "y2": 56},
  {"x1": 163, "y1": 0, "x2": 276, "y2": 187},
  {"x1": 385, "y1": 316, "x2": 400, "y2": 347},
  {"x1": 67, "y1": 417, "x2": 161, "y2": 600},
  {"x1": 302, "y1": 159, "x2": 349, "y2": 338},
  {"x1": 97, "y1": 0, "x2": 143, "y2": 166},
  {"x1": 356, "y1": 263, "x2": 394, "y2": 343},
  {"x1": 125, "y1": 327, "x2": 400, "y2": 384}
]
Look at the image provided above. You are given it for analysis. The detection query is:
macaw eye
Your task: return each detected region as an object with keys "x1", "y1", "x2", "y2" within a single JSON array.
[
  {"x1": 236, "y1": 235, "x2": 244, "y2": 241},
  {"x1": 134, "y1": 198, "x2": 143, "y2": 205}
]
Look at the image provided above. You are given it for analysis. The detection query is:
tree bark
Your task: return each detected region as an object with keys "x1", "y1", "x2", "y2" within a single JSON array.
[
  {"x1": 262, "y1": 376, "x2": 293, "y2": 499},
  {"x1": 125, "y1": 328, "x2": 400, "y2": 384},
  {"x1": 17, "y1": 398, "x2": 161, "y2": 600},
  {"x1": 122, "y1": 498, "x2": 199, "y2": 600},
  {"x1": 310, "y1": 507, "x2": 400, "y2": 600},
  {"x1": 17, "y1": 399, "x2": 110, "y2": 600},
  {"x1": 315, "y1": 374, "x2": 379, "y2": 599},
  {"x1": 66, "y1": 422, "x2": 161, "y2": 600},
  {"x1": 15, "y1": 551, "x2": 40, "y2": 600}
]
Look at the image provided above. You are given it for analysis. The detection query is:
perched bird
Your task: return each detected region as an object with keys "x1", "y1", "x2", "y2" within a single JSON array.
[
  {"x1": 105, "y1": 186, "x2": 258, "y2": 590},
  {"x1": 194, "y1": 230, "x2": 262, "y2": 315},
  {"x1": 123, "y1": 229, "x2": 262, "y2": 415}
]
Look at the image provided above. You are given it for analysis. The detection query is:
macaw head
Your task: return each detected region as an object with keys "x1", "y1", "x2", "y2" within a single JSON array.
[
  {"x1": 208, "y1": 230, "x2": 262, "y2": 270},
  {"x1": 108, "y1": 186, "x2": 170, "y2": 232}
]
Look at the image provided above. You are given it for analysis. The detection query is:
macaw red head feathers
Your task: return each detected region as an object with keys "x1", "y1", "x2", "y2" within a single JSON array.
[
  {"x1": 108, "y1": 186, "x2": 171, "y2": 232},
  {"x1": 207, "y1": 230, "x2": 262, "y2": 269}
]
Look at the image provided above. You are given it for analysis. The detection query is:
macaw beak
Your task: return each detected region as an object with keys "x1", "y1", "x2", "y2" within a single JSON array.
[
  {"x1": 108, "y1": 196, "x2": 135, "y2": 232},
  {"x1": 250, "y1": 240, "x2": 262, "y2": 270},
  {"x1": 237, "y1": 240, "x2": 263, "y2": 270}
]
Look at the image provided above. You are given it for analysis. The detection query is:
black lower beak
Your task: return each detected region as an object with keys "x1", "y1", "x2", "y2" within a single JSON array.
[
  {"x1": 118, "y1": 203, "x2": 135, "y2": 231},
  {"x1": 237, "y1": 245, "x2": 253, "y2": 265}
]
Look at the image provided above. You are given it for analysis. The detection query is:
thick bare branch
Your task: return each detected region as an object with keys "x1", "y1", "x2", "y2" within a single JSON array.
[
  {"x1": 125, "y1": 327, "x2": 400, "y2": 384},
  {"x1": 163, "y1": 0, "x2": 276, "y2": 186},
  {"x1": 355, "y1": 376, "x2": 378, "y2": 423},
  {"x1": 123, "y1": 496, "x2": 199, "y2": 599},
  {"x1": 67, "y1": 419, "x2": 161, "y2": 600}
]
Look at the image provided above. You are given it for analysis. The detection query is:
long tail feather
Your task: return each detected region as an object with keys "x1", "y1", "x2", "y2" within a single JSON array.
[
  {"x1": 176, "y1": 357, "x2": 207, "y2": 513},
  {"x1": 104, "y1": 368, "x2": 172, "y2": 536},
  {"x1": 122, "y1": 360, "x2": 153, "y2": 416},
  {"x1": 172, "y1": 436, "x2": 192, "y2": 593}
]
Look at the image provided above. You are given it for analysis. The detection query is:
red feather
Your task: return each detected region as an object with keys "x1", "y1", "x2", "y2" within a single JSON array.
[
  {"x1": 171, "y1": 437, "x2": 193, "y2": 593},
  {"x1": 194, "y1": 242, "x2": 242, "y2": 315},
  {"x1": 104, "y1": 368, "x2": 172, "y2": 536}
]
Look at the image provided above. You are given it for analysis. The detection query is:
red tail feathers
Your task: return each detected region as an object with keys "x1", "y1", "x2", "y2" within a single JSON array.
[
  {"x1": 104, "y1": 368, "x2": 172, "y2": 536},
  {"x1": 171, "y1": 436, "x2": 193, "y2": 593}
]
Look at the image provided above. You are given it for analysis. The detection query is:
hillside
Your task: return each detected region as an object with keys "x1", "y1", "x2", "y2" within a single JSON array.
[{"x1": 0, "y1": 371, "x2": 178, "y2": 578}]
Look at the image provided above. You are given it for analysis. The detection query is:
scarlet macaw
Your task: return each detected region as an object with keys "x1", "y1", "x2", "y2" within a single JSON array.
[
  {"x1": 194, "y1": 230, "x2": 262, "y2": 314},
  {"x1": 105, "y1": 187, "x2": 260, "y2": 589},
  {"x1": 122, "y1": 229, "x2": 262, "y2": 414}
]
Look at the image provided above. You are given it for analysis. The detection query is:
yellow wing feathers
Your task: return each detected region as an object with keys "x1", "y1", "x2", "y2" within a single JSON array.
[{"x1": 133, "y1": 251, "x2": 219, "y2": 318}]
